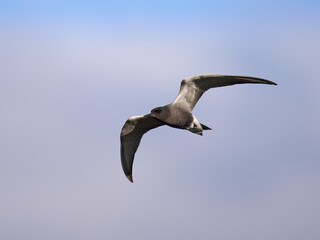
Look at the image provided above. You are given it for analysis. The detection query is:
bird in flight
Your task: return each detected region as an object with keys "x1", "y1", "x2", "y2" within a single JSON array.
[{"x1": 120, "y1": 74, "x2": 277, "y2": 182}]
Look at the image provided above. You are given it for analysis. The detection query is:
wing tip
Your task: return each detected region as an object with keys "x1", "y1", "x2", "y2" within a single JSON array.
[
  {"x1": 268, "y1": 80, "x2": 277, "y2": 86},
  {"x1": 126, "y1": 175, "x2": 134, "y2": 183}
]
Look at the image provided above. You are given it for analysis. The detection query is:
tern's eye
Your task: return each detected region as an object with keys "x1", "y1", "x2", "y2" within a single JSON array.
[{"x1": 152, "y1": 108, "x2": 162, "y2": 114}]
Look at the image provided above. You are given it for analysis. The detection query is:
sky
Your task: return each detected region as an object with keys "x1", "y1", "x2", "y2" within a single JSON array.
[{"x1": 1, "y1": 1, "x2": 320, "y2": 240}]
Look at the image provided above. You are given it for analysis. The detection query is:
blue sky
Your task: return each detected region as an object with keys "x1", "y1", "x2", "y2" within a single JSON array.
[
  {"x1": 1, "y1": 1, "x2": 320, "y2": 240},
  {"x1": 1, "y1": 1, "x2": 319, "y2": 25}
]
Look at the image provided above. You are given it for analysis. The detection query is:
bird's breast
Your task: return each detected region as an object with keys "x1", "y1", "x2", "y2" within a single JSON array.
[{"x1": 165, "y1": 106, "x2": 193, "y2": 129}]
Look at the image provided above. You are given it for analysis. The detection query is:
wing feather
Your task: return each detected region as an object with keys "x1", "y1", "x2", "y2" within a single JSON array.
[
  {"x1": 173, "y1": 74, "x2": 277, "y2": 110},
  {"x1": 120, "y1": 114, "x2": 164, "y2": 182}
]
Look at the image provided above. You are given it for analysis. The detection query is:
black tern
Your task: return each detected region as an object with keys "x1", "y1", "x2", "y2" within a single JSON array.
[{"x1": 120, "y1": 74, "x2": 277, "y2": 182}]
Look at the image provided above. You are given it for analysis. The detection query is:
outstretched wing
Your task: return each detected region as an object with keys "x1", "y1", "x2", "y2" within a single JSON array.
[
  {"x1": 173, "y1": 74, "x2": 277, "y2": 110},
  {"x1": 120, "y1": 114, "x2": 164, "y2": 182}
]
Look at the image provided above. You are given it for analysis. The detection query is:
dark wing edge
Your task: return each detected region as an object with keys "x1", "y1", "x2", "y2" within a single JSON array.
[
  {"x1": 173, "y1": 74, "x2": 277, "y2": 109},
  {"x1": 120, "y1": 114, "x2": 164, "y2": 183}
]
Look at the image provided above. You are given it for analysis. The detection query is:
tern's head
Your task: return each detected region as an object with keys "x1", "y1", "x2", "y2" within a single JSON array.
[{"x1": 150, "y1": 106, "x2": 169, "y2": 121}]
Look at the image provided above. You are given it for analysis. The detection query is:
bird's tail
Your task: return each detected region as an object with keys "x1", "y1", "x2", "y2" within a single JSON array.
[{"x1": 200, "y1": 123, "x2": 212, "y2": 130}]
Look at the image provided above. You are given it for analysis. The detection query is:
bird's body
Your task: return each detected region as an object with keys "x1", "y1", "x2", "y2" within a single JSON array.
[
  {"x1": 151, "y1": 104, "x2": 193, "y2": 129},
  {"x1": 120, "y1": 74, "x2": 277, "y2": 182},
  {"x1": 151, "y1": 103, "x2": 210, "y2": 135}
]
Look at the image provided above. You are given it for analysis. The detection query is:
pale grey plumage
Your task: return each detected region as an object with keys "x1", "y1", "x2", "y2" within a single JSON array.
[{"x1": 120, "y1": 74, "x2": 277, "y2": 182}]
